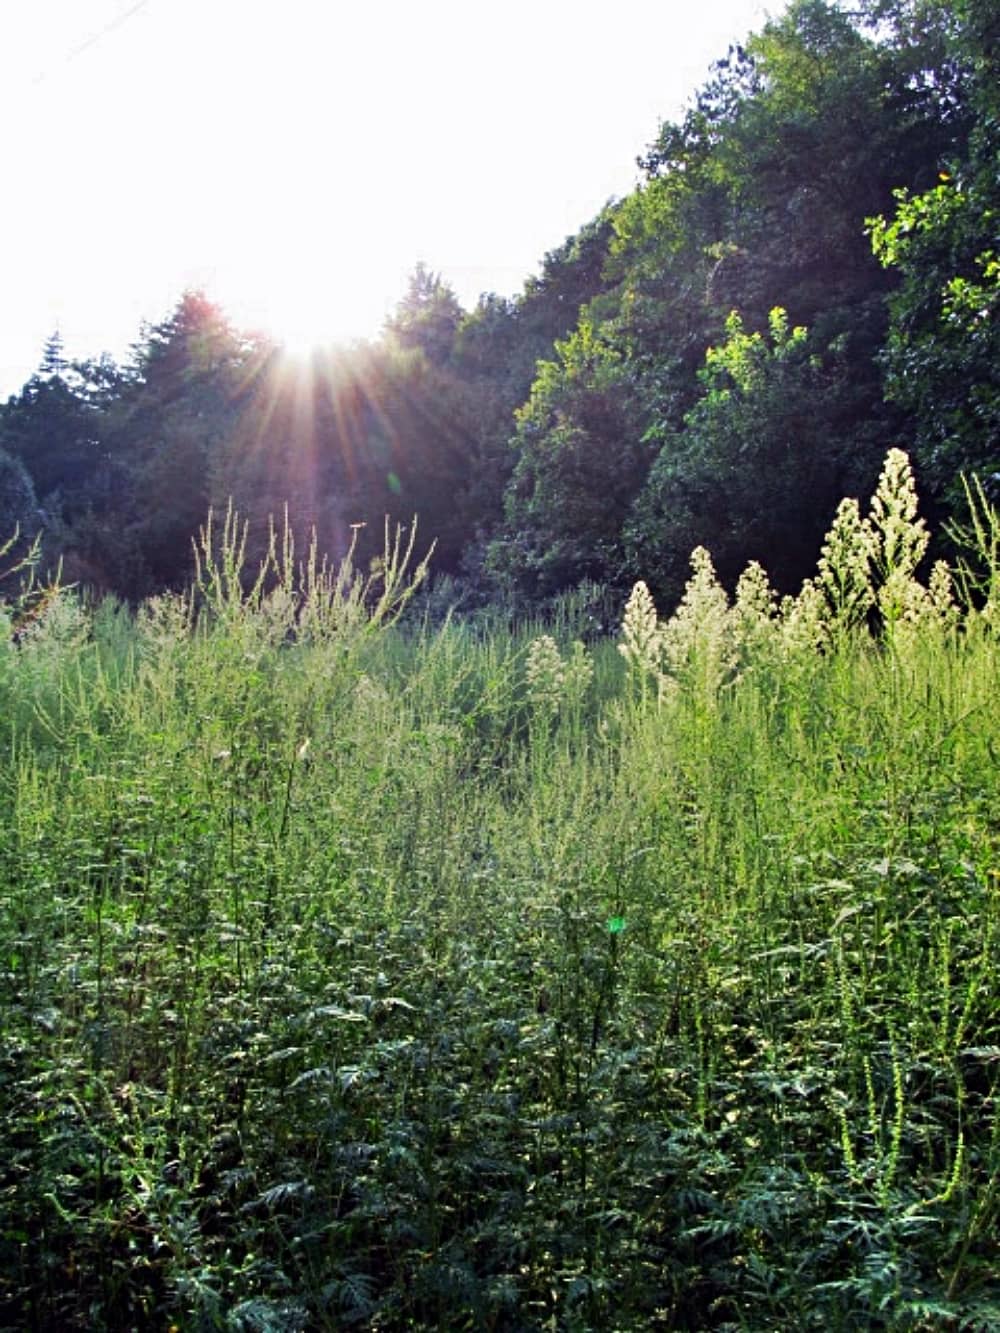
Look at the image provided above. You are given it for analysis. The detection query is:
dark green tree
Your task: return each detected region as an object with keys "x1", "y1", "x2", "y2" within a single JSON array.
[
  {"x1": 0, "y1": 335, "x2": 102, "y2": 507},
  {"x1": 335, "y1": 341, "x2": 481, "y2": 574},
  {"x1": 625, "y1": 309, "x2": 881, "y2": 603},
  {"x1": 384, "y1": 262, "x2": 464, "y2": 366},
  {"x1": 449, "y1": 210, "x2": 620, "y2": 570},
  {"x1": 108, "y1": 291, "x2": 265, "y2": 591},
  {"x1": 489, "y1": 320, "x2": 648, "y2": 599},
  {"x1": 869, "y1": 0, "x2": 999, "y2": 502},
  {"x1": 0, "y1": 448, "x2": 40, "y2": 539},
  {"x1": 491, "y1": 0, "x2": 953, "y2": 604}
]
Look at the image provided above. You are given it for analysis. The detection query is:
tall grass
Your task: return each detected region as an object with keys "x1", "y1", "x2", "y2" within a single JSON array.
[{"x1": 1, "y1": 455, "x2": 998, "y2": 1330}]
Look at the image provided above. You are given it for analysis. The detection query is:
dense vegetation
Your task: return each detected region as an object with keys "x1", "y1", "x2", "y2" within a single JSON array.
[
  {"x1": 1, "y1": 453, "x2": 998, "y2": 1328},
  {"x1": 1, "y1": 0, "x2": 996, "y2": 608},
  {"x1": 2, "y1": 1, "x2": 998, "y2": 1328}
]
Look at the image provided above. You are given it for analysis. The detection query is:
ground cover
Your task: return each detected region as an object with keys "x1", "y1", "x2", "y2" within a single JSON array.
[{"x1": 1, "y1": 455, "x2": 998, "y2": 1329}]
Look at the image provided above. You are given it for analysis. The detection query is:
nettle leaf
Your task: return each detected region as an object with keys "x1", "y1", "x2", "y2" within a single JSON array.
[
  {"x1": 243, "y1": 1181, "x2": 316, "y2": 1214},
  {"x1": 323, "y1": 1270, "x2": 377, "y2": 1321},
  {"x1": 228, "y1": 1297, "x2": 309, "y2": 1331},
  {"x1": 338, "y1": 1066, "x2": 367, "y2": 1092},
  {"x1": 288, "y1": 1066, "x2": 332, "y2": 1090},
  {"x1": 831, "y1": 901, "x2": 869, "y2": 931},
  {"x1": 302, "y1": 1005, "x2": 369, "y2": 1025},
  {"x1": 262, "y1": 1046, "x2": 305, "y2": 1064}
]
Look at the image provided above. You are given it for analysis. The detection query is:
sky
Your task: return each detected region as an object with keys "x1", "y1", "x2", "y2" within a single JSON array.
[{"x1": 1, "y1": 0, "x2": 777, "y2": 398}]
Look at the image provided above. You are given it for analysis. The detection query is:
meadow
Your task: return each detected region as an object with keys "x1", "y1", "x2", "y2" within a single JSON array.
[{"x1": 1, "y1": 451, "x2": 998, "y2": 1330}]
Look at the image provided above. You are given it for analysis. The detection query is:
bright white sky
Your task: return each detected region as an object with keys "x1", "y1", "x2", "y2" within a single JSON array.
[{"x1": 1, "y1": 0, "x2": 777, "y2": 397}]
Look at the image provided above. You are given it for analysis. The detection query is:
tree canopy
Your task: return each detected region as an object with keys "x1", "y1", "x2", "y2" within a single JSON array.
[{"x1": 2, "y1": 0, "x2": 994, "y2": 609}]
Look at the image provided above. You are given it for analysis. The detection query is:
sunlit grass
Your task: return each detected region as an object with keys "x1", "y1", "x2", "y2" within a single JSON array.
[{"x1": 1, "y1": 458, "x2": 998, "y2": 1329}]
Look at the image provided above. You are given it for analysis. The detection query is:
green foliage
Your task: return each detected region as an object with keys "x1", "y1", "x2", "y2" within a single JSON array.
[
  {"x1": 625, "y1": 308, "x2": 871, "y2": 604},
  {"x1": 489, "y1": 0, "x2": 959, "y2": 606},
  {"x1": 450, "y1": 212, "x2": 619, "y2": 558},
  {"x1": 0, "y1": 449, "x2": 40, "y2": 540},
  {"x1": 871, "y1": 179, "x2": 999, "y2": 500},
  {"x1": 0, "y1": 342, "x2": 106, "y2": 508},
  {"x1": 385, "y1": 262, "x2": 464, "y2": 367},
  {"x1": 2, "y1": 461, "x2": 1000, "y2": 1328},
  {"x1": 490, "y1": 320, "x2": 649, "y2": 599},
  {"x1": 867, "y1": 0, "x2": 1000, "y2": 506}
]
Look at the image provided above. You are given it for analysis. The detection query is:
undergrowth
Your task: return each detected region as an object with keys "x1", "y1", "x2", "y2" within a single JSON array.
[{"x1": 1, "y1": 456, "x2": 998, "y2": 1330}]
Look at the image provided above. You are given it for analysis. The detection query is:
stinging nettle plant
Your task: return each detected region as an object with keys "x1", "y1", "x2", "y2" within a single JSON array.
[{"x1": 946, "y1": 473, "x2": 1000, "y2": 627}]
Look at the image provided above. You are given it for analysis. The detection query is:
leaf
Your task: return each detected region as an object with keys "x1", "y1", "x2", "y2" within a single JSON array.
[
  {"x1": 262, "y1": 1046, "x2": 304, "y2": 1064},
  {"x1": 831, "y1": 901, "x2": 869, "y2": 931},
  {"x1": 288, "y1": 1066, "x2": 332, "y2": 1090},
  {"x1": 240, "y1": 1181, "x2": 315, "y2": 1216},
  {"x1": 338, "y1": 1066, "x2": 366, "y2": 1092},
  {"x1": 960, "y1": 1046, "x2": 1000, "y2": 1063},
  {"x1": 302, "y1": 1005, "x2": 368, "y2": 1025},
  {"x1": 324, "y1": 1271, "x2": 377, "y2": 1321},
  {"x1": 228, "y1": 1297, "x2": 309, "y2": 1331}
]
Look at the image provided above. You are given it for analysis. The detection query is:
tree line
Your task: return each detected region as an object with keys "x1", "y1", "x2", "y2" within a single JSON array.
[{"x1": 2, "y1": 0, "x2": 996, "y2": 609}]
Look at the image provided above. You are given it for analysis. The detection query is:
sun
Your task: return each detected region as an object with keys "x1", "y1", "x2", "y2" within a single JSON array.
[
  {"x1": 225, "y1": 283, "x2": 372, "y2": 361},
  {"x1": 266, "y1": 300, "x2": 347, "y2": 362},
  {"x1": 213, "y1": 254, "x2": 389, "y2": 361}
]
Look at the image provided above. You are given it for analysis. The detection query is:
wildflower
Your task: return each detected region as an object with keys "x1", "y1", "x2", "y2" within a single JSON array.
[
  {"x1": 619, "y1": 581, "x2": 664, "y2": 696},
  {"x1": 526, "y1": 634, "x2": 565, "y2": 711},
  {"x1": 868, "y1": 449, "x2": 929, "y2": 627},
  {"x1": 733, "y1": 560, "x2": 778, "y2": 662},
  {"x1": 927, "y1": 561, "x2": 959, "y2": 632},
  {"x1": 563, "y1": 640, "x2": 594, "y2": 706},
  {"x1": 780, "y1": 578, "x2": 829, "y2": 659},
  {"x1": 661, "y1": 547, "x2": 735, "y2": 699},
  {"x1": 818, "y1": 497, "x2": 874, "y2": 630}
]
